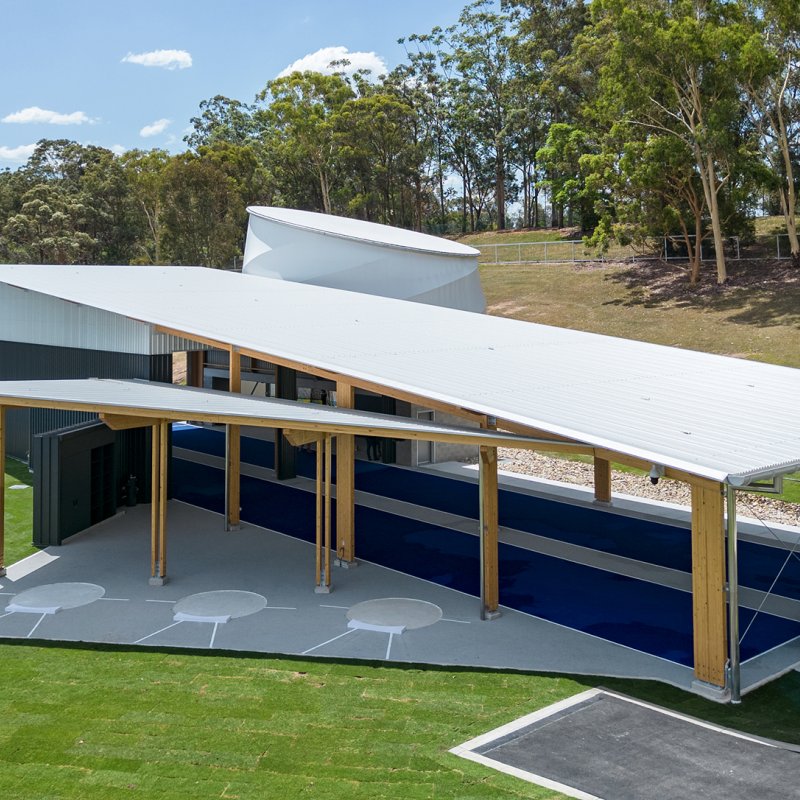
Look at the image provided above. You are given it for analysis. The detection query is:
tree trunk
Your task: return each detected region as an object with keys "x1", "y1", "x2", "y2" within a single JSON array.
[
  {"x1": 688, "y1": 212, "x2": 703, "y2": 284},
  {"x1": 319, "y1": 166, "x2": 331, "y2": 215},
  {"x1": 695, "y1": 149, "x2": 727, "y2": 284},
  {"x1": 495, "y1": 140, "x2": 506, "y2": 230},
  {"x1": 775, "y1": 88, "x2": 799, "y2": 262},
  {"x1": 461, "y1": 172, "x2": 468, "y2": 234}
]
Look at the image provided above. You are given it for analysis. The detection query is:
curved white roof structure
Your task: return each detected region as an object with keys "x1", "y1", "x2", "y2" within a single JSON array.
[
  {"x1": 0, "y1": 263, "x2": 798, "y2": 487},
  {"x1": 243, "y1": 206, "x2": 485, "y2": 312}
]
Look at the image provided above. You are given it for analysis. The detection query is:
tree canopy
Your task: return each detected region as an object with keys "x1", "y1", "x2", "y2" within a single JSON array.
[{"x1": 0, "y1": 0, "x2": 797, "y2": 283}]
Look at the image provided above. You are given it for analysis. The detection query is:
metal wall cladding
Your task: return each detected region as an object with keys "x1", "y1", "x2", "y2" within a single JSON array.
[
  {"x1": 206, "y1": 348, "x2": 230, "y2": 367},
  {"x1": 0, "y1": 283, "x2": 199, "y2": 355},
  {"x1": 0, "y1": 340, "x2": 171, "y2": 463},
  {"x1": 243, "y1": 208, "x2": 486, "y2": 313}
]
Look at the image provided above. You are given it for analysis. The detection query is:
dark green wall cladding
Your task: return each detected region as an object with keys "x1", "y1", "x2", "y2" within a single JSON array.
[{"x1": 0, "y1": 340, "x2": 171, "y2": 507}]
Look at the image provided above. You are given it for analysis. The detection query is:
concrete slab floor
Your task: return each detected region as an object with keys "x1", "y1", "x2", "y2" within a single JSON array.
[{"x1": 0, "y1": 500, "x2": 702, "y2": 692}]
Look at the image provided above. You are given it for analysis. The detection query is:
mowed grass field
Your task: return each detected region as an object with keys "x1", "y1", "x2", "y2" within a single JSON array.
[
  {"x1": 2, "y1": 237, "x2": 800, "y2": 797},
  {"x1": 0, "y1": 642, "x2": 799, "y2": 800},
  {"x1": 480, "y1": 261, "x2": 800, "y2": 368}
]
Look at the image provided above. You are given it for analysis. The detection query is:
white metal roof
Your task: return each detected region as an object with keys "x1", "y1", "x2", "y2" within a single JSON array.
[
  {"x1": 0, "y1": 263, "x2": 798, "y2": 485},
  {"x1": 243, "y1": 207, "x2": 485, "y2": 312},
  {"x1": 0, "y1": 378, "x2": 549, "y2": 448},
  {"x1": 246, "y1": 206, "x2": 479, "y2": 257}
]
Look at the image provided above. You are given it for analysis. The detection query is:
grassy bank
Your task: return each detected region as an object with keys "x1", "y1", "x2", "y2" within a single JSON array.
[{"x1": 480, "y1": 261, "x2": 800, "y2": 367}]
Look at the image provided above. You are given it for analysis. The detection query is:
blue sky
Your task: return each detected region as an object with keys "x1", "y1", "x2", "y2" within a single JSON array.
[{"x1": 0, "y1": 0, "x2": 474, "y2": 167}]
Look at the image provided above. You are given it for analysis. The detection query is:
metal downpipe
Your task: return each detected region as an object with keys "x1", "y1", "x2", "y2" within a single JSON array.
[{"x1": 726, "y1": 484, "x2": 741, "y2": 704}]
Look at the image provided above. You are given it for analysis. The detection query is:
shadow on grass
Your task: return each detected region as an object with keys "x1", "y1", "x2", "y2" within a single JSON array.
[{"x1": 604, "y1": 260, "x2": 800, "y2": 329}]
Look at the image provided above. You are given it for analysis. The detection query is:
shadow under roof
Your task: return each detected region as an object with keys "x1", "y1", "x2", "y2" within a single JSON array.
[{"x1": 0, "y1": 263, "x2": 798, "y2": 486}]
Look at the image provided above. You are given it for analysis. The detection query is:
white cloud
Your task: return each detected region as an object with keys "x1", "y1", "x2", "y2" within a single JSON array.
[
  {"x1": 109, "y1": 144, "x2": 127, "y2": 156},
  {"x1": 278, "y1": 46, "x2": 387, "y2": 78},
  {"x1": 139, "y1": 118, "x2": 171, "y2": 138},
  {"x1": 2, "y1": 106, "x2": 93, "y2": 125},
  {"x1": 122, "y1": 49, "x2": 192, "y2": 70},
  {"x1": 0, "y1": 143, "x2": 36, "y2": 162}
]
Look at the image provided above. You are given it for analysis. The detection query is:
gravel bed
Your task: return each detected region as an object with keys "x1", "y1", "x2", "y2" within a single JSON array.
[{"x1": 494, "y1": 449, "x2": 800, "y2": 529}]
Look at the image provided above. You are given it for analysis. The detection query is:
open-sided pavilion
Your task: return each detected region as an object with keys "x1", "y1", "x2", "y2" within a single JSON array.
[{"x1": 0, "y1": 263, "x2": 799, "y2": 701}]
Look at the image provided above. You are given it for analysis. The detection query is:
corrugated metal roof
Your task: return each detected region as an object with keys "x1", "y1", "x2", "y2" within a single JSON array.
[
  {"x1": 0, "y1": 264, "x2": 798, "y2": 485},
  {"x1": 247, "y1": 206, "x2": 479, "y2": 257},
  {"x1": 0, "y1": 378, "x2": 552, "y2": 447}
]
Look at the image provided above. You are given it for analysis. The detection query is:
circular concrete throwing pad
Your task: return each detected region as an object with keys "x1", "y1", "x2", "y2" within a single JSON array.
[
  {"x1": 10, "y1": 582, "x2": 105, "y2": 611},
  {"x1": 173, "y1": 590, "x2": 267, "y2": 620},
  {"x1": 347, "y1": 598, "x2": 443, "y2": 630}
]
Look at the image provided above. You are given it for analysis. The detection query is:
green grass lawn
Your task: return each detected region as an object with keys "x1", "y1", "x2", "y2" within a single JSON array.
[
  {"x1": 0, "y1": 643, "x2": 798, "y2": 800},
  {"x1": 3, "y1": 457, "x2": 36, "y2": 566}
]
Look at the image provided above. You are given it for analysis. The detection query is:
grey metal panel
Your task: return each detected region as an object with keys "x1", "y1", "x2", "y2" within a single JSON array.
[
  {"x1": 32, "y1": 421, "x2": 116, "y2": 547},
  {"x1": 5, "y1": 407, "x2": 30, "y2": 459},
  {"x1": 0, "y1": 264, "x2": 798, "y2": 483},
  {"x1": 0, "y1": 283, "x2": 199, "y2": 355},
  {"x1": 206, "y1": 348, "x2": 230, "y2": 367},
  {"x1": 0, "y1": 340, "x2": 169, "y2": 470}
]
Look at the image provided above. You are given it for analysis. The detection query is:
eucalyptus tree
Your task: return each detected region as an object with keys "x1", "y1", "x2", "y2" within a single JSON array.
[
  {"x1": 591, "y1": 0, "x2": 753, "y2": 283},
  {"x1": 739, "y1": 0, "x2": 800, "y2": 262},
  {"x1": 444, "y1": 0, "x2": 516, "y2": 229},
  {"x1": 504, "y1": 0, "x2": 590, "y2": 227},
  {"x1": 397, "y1": 36, "x2": 453, "y2": 229},
  {"x1": 121, "y1": 148, "x2": 170, "y2": 264},
  {"x1": 0, "y1": 140, "x2": 139, "y2": 265},
  {"x1": 254, "y1": 72, "x2": 354, "y2": 214},
  {"x1": 2, "y1": 182, "x2": 96, "y2": 264},
  {"x1": 159, "y1": 153, "x2": 242, "y2": 268},
  {"x1": 185, "y1": 95, "x2": 257, "y2": 151}
]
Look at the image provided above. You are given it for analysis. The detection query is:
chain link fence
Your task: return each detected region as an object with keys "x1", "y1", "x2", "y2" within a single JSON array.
[{"x1": 476, "y1": 236, "x2": 743, "y2": 266}]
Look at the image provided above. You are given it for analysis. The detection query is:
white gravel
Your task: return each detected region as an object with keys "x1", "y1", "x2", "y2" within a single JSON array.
[{"x1": 494, "y1": 449, "x2": 800, "y2": 529}]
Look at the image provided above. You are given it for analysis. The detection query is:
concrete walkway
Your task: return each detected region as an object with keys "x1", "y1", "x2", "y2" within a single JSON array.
[{"x1": 0, "y1": 500, "x2": 698, "y2": 691}]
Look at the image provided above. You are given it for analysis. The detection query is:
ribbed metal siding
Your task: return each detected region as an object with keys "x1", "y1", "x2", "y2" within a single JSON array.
[
  {"x1": 206, "y1": 348, "x2": 230, "y2": 366},
  {"x1": 5, "y1": 407, "x2": 31, "y2": 459},
  {"x1": 0, "y1": 341, "x2": 172, "y2": 464},
  {"x1": 0, "y1": 283, "x2": 201, "y2": 355}
]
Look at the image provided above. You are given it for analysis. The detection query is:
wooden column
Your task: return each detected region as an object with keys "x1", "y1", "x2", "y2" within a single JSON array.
[
  {"x1": 480, "y1": 417, "x2": 499, "y2": 616},
  {"x1": 150, "y1": 423, "x2": 160, "y2": 580},
  {"x1": 324, "y1": 433, "x2": 332, "y2": 589},
  {"x1": 227, "y1": 347, "x2": 241, "y2": 530},
  {"x1": 158, "y1": 421, "x2": 169, "y2": 580},
  {"x1": 315, "y1": 436, "x2": 323, "y2": 588},
  {"x1": 593, "y1": 456, "x2": 612, "y2": 503},
  {"x1": 0, "y1": 406, "x2": 6, "y2": 578},
  {"x1": 691, "y1": 482, "x2": 727, "y2": 687},
  {"x1": 335, "y1": 381, "x2": 355, "y2": 564}
]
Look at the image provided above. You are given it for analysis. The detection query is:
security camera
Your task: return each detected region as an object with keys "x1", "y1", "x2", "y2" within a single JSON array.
[{"x1": 649, "y1": 464, "x2": 665, "y2": 485}]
